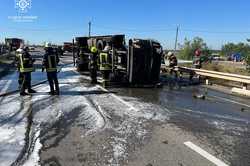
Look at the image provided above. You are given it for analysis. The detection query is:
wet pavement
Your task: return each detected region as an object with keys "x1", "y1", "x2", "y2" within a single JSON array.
[
  {"x1": 0, "y1": 50, "x2": 250, "y2": 166},
  {"x1": 108, "y1": 83, "x2": 250, "y2": 165}
]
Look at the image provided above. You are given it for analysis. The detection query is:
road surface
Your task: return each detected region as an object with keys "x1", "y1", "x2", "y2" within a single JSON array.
[{"x1": 0, "y1": 50, "x2": 249, "y2": 166}]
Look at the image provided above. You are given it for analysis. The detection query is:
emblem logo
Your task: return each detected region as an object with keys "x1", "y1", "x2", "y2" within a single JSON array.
[{"x1": 15, "y1": 0, "x2": 32, "y2": 13}]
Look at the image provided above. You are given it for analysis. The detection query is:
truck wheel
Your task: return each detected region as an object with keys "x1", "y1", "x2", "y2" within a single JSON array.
[{"x1": 97, "y1": 40, "x2": 104, "y2": 50}]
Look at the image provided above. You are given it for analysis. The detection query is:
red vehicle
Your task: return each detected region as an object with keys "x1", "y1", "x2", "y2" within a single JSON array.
[
  {"x1": 63, "y1": 42, "x2": 73, "y2": 52},
  {"x1": 5, "y1": 38, "x2": 24, "y2": 51}
]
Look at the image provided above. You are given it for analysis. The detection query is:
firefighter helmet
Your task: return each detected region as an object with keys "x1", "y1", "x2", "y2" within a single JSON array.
[
  {"x1": 195, "y1": 49, "x2": 201, "y2": 56},
  {"x1": 91, "y1": 47, "x2": 98, "y2": 53},
  {"x1": 45, "y1": 42, "x2": 51, "y2": 48},
  {"x1": 167, "y1": 51, "x2": 174, "y2": 57}
]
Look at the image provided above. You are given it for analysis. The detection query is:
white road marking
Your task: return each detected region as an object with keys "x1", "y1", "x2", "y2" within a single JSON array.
[
  {"x1": 184, "y1": 141, "x2": 229, "y2": 166},
  {"x1": 72, "y1": 70, "x2": 139, "y2": 111},
  {"x1": 211, "y1": 95, "x2": 250, "y2": 108},
  {"x1": 96, "y1": 85, "x2": 139, "y2": 111}
]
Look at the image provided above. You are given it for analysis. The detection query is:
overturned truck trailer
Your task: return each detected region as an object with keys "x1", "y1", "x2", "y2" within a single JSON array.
[
  {"x1": 128, "y1": 39, "x2": 163, "y2": 85},
  {"x1": 74, "y1": 35, "x2": 163, "y2": 86}
]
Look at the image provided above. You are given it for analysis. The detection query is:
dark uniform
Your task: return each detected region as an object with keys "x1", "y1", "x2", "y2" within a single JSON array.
[
  {"x1": 42, "y1": 47, "x2": 60, "y2": 95},
  {"x1": 89, "y1": 47, "x2": 98, "y2": 84},
  {"x1": 193, "y1": 49, "x2": 202, "y2": 69},
  {"x1": 169, "y1": 55, "x2": 178, "y2": 68},
  {"x1": 16, "y1": 47, "x2": 36, "y2": 96},
  {"x1": 193, "y1": 56, "x2": 202, "y2": 69},
  {"x1": 169, "y1": 54, "x2": 178, "y2": 77}
]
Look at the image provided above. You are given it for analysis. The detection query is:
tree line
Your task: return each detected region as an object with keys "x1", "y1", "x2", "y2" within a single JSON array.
[{"x1": 176, "y1": 37, "x2": 250, "y2": 67}]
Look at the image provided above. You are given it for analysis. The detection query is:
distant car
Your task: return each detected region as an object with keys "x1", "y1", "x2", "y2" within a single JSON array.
[
  {"x1": 63, "y1": 42, "x2": 73, "y2": 52},
  {"x1": 29, "y1": 47, "x2": 36, "y2": 51},
  {"x1": 212, "y1": 56, "x2": 224, "y2": 61}
]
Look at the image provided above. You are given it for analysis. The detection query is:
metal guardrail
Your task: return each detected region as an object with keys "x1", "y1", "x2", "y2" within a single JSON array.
[
  {"x1": 161, "y1": 65, "x2": 250, "y2": 96},
  {"x1": 176, "y1": 66, "x2": 250, "y2": 85}
]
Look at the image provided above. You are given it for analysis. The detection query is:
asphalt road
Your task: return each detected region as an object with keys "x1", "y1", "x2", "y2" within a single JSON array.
[{"x1": 0, "y1": 50, "x2": 249, "y2": 166}]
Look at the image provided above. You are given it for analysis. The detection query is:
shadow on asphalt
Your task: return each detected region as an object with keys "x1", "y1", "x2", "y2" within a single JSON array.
[{"x1": 30, "y1": 90, "x2": 115, "y2": 97}]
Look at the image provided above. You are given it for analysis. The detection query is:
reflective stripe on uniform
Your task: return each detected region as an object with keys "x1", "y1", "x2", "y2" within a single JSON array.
[
  {"x1": 20, "y1": 68, "x2": 34, "y2": 73},
  {"x1": 19, "y1": 54, "x2": 24, "y2": 71},
  {"x1": 46, "y1": 55, "x2": 57, "y2": 72},
  {"x1": 99, "y1": 53, "x2": 111, "y2": 71},
  {"x1": 19, "y1": 54, "x2": 34, "y2": 73}
]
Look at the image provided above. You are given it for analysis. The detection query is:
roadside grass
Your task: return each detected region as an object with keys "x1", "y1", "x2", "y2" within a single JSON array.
[
  {"x1": 202, "y1": 62, "x2": 250, "y2": 76},
  {"x1": 179, "y1": 62, "x2": 250, "y2": 76}
]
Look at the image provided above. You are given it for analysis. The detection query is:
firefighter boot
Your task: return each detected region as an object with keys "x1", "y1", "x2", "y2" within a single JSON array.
[
  {"x1": 20, "y1": 92, "x2": 29, "y2": 96},
  {"x1": 28, "y1": 89, "x2": 37, "y2": 94}
]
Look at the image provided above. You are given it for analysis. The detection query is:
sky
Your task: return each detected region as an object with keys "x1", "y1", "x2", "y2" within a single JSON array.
[{"x1": 1, "y1": 0, "x2": 250, "y2": 49}]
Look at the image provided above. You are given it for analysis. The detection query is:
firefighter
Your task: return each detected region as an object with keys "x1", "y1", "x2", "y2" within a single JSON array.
[
  {"x1": 89, "y1": 46, "x2": 98, "y2": 84},
  {"x1": 16, "y1": 45, "x2": 36, "y2": 96},
  {"x1": 167, "y1": 52, "x2": 178, "y2": 77},
  {"x1": 190, "y1": 49, "x2": 202, "y2": 81},
  {"x1": 99, "y1": 50, "x2": 112, "y2": 87},
  {"x1": 42, "y1": 44, "x2": 60, "y2": 95},
  {"x1": 16, "y1": 45, "x2": 24, "y2": 89}
]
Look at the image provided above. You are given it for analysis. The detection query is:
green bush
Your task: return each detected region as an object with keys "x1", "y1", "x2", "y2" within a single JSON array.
[{"x1": 178, "y1": 37, "x2": 211, "y2": 60}]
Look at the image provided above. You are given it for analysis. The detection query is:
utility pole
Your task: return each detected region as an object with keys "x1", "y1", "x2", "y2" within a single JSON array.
[
  {"x1": 88, "y1": 21, "x2": 92, "y2": 37},
  {"x1": 174, "y1": 25, "x2": 179, "y2": 53}
]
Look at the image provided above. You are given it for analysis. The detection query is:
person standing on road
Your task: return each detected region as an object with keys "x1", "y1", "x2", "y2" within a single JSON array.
[
  {"x1": 89, "y1": 46, "x2": 98, "y2": 84},
  {"x1": 16, "y1": 45, "x2": 36, "y2": 96},
  {"x1": 190, "y1": 49, "x2": 202, "y2": 81},
  {"x1": 167, "y1": 52, "x2": 178, "y2": 78},
  {"x1": 42, "y1": 44, "x2": 60, "y2": 95},
  {"x1": 193, "y1": 49, "x2": 202, "y2": 69}
]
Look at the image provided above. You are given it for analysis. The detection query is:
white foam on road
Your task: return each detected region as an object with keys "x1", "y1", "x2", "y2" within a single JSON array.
[
  {"x1": 0, "y1": 121, "x2": 26, "y2": 166},
  {"x1": 23, "y1": 130, "x2": 42, "y2": 166},
  {"x1": 96, "y1": 85, "x2": 139, "y2": 112},
  {"x1": 0, "y1": 93, "x2": 27, "y2": 166},
  {"x1": 184, "y1": 141, "x2": 229, "y2": 166},
  {"x1": 0, "y1": 80, "x2": 12, "y2": 95},
  {"x1": 0, "y1": 73, "x2": 16, "y2": 96}
]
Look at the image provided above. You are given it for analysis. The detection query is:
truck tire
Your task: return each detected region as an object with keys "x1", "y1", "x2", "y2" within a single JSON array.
[{"x1": 97, "y1": 40, "x2": 104, "y2": 50}]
